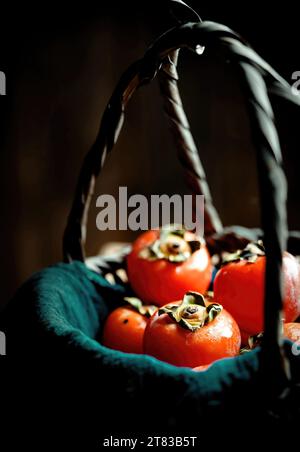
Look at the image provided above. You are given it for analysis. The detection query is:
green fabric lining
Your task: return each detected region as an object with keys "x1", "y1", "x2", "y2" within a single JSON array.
[{"x1": 1, "y1": 261, "x2": 299, "y2": 432}]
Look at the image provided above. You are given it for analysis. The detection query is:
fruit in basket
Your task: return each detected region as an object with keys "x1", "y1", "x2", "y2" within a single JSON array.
[
  {"x1": 143, "y1": 291, "x2": 241, "y2": 367},
  {"x1": 214, "y1": 242, "x2": 300, "y2": 335},
  {"x1": 102, "y1": 298, "x2": 157, "y2": 354},
  {"x1": 126, "y1": 225, "x2": 212, "y2": 306}
]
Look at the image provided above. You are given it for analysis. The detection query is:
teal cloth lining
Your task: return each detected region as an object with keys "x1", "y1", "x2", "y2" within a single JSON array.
[{"x1": 1, "y1": 261, "x2": 299, "y2": 431}]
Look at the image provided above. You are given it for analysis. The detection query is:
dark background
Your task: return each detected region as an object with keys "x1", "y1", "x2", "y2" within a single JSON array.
[{"x1": 0, "y1": 1, "x2": 299, "y2": 307}]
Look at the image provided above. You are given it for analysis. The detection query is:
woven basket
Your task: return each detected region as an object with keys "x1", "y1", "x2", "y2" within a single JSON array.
[{"x1": 2, "y1": 2, "x2": 300, "y2": 439}]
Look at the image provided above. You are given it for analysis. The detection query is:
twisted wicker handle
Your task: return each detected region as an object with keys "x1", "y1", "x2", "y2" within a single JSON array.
[
  {"x1": 160, "y1": 2, "x2": 223, "y2": 235},
  {"x1": 63, "y1": 21, "x2": 300, "y2": 385},
  {"x1": 158, "y1": 50, "x2": 223, "y2": 235}
]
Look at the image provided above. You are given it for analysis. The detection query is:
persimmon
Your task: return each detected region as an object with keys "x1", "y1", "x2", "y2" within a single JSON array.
[
  {"x1": 102, "y1": 298, "x2": 156, "y2": 354},
  {"x1": 143, "y1": 291, "x2": 241, "y2": 367},
  {"x1": 127, "y1": 225, "x2": 212, "y2": 306},
  {"x1": 214, "y1": 242, "x2": 300, "y2": 335}
]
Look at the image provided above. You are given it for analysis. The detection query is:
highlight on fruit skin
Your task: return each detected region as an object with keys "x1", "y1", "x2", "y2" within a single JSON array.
[
  {"x1": 193, "y1": 364, "x2": 211, "y2": 372},
  {"x1": 126, "y1": 225, "x2": 212, "y2": 306},
  {"x1": 143, "y1": 291, "x2": 241, "y2": 368}
]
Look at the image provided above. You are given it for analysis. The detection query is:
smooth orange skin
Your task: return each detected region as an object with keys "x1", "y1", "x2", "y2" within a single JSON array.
[
  {"x1": 214, "y1": 252, "x2": 300, "y2": 335},
  {"x1": 284, "y1": 323, "x2": 300, "y2": 343},
  {"x1": 143, "y1": 303, "x2": 241, "y2": 368},
  {"x1": 127, "y1": 230, "x2": 212, "y2": 306},
  {"x1": 102, "y1": 307, "x2": 147, "y2": 354}
]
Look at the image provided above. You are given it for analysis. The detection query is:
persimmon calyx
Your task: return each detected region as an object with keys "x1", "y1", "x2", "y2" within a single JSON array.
[
  {"x1": 158, "y1": 291, "x2": 222, "y2": 332},
  {"x1": 222, "y1": 241, "x2": 265, "y2": 266},
  {"x1": 240, "y1": 332, "x2": 264, "y2": 354},
  {"x1": 139, "y1": 225, "x2": 202, "y2": 263},
  {"x1": 124, "y1": 297, "x2": 157, "y2": 318}
]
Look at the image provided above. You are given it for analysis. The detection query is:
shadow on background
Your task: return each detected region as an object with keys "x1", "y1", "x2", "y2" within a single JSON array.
[{"x1": 0, "y1": 1, "x2": 299, "y2": 307}]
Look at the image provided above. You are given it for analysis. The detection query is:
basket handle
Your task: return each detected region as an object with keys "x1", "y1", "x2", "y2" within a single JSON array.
[
  {"x1": 158, "y1": 50, "x2": 223, "y2": 236},
  {"x1": 159, "y1": 1, "x2": 223, "y2": 236},
  {"x1": 63, "y1": 21, "x2": 298, "y2": 264},
  {"x1": 63, "y1": 21, "x2": 300, "y2": 386}
]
